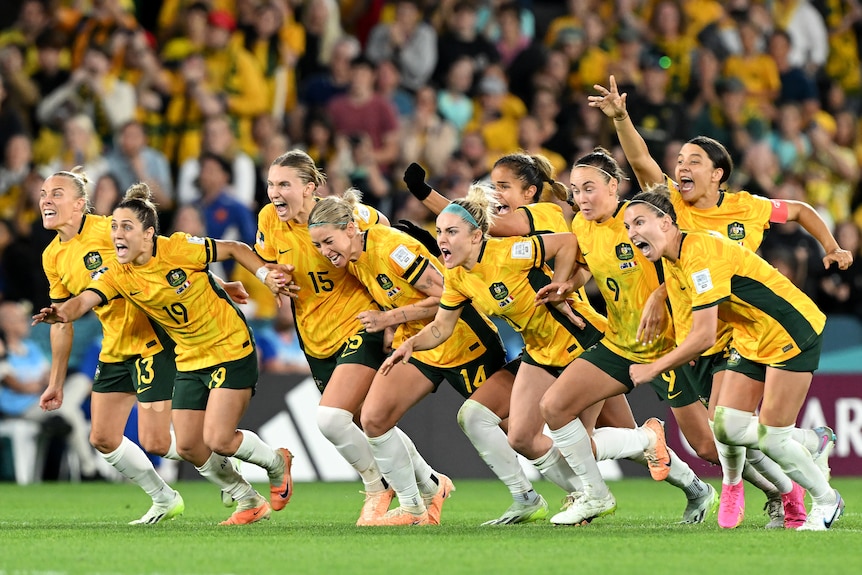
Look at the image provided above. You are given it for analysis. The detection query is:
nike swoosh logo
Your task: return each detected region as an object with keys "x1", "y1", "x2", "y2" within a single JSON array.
[
  {"x1": 252, "y1": 508, "x2": 262, "y2": 516},
  {"x1": 130, "y1": 291, "x2": 142, "y2": 296},
  {"x1": 279, "y1": 248, "x2": 292, "y2": 255},
  {"x1": 137, "y1": 386, "x2": 152, "y2": 394},
  {"x1": 668, "y1": 391, "x2": 682, "y2": 399},
  {"x1": 679, "y1": 286, "x2": 686, "y2": 291}
]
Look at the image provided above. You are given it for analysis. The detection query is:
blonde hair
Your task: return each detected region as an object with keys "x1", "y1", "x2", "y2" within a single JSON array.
[
  {"x1": 52, "y1": 165, "x2": 92, "y2": 213},
  {"x1": 447, "y1": 183, "x2": 497, "y2": 237},
  {"x1": 307, "y1": 188, "x2": 363, "y2": 229}
]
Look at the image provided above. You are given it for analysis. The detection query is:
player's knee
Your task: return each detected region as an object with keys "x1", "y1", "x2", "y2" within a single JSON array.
[
  {"x1": 138, "y1": 432, "x2": 170, "y2": 457},
  {"x1": 538, "y1": 392, "x2": 564, "y2": 429},
  {"x1": 457, "y1": 399, "x2": 500, "y2": 436},
  {"x1": 712, "y1": 406, "x2": 747, "y2": 446},
  {"x1": 317, "y1": 405, "x2": 354, "y2": 442},
  {"x1": 690, "y1": 438, "x2": 719, "y2": 464},
  {"x1": 89, "y1": 430, "x2": 120, "y2": 454},
  {"x1": 203, "y1": 433, "x2": 235, "y2": 456},
  {"x1": 360, "y1": 407, "x2": 394, "y2": 438}
]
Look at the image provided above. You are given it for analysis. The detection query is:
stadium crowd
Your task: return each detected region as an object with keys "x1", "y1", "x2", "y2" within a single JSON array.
[{"x1": 0, "y1": 0, "x2": 858, "y2": 528}]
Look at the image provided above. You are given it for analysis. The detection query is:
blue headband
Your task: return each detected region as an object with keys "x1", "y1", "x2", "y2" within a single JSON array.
[{"x1": 441, "y1": 203, "x2": 479, "y2": 228}]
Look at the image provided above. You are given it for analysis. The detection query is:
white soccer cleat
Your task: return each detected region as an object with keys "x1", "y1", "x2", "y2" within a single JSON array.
[
  {"x1": 797, "y1": 490, "x2": 844, "y2": 531},
  {"x1": 680, "y1": 482, "x2": 719, "y2": 524},
  {"x1": 481, "y1": 495, "x2": 550, "y2": 525},
  {"x1": 550, "y1": 491, "x2": 616, "y2": 525},
  {"x1": 129, "y1": 490, "x2": 185, "y2": 525}
]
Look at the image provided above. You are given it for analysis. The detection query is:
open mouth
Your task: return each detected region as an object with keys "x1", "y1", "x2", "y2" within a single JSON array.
[
  {"x1": 632, "y1": 239, "x2": 651, "y2": 257},
  {"x1": 327, "y1": 253, "x2": 343, "y2": 266},
  {"x1": 495, "y1": 203, "x2": 510, "y2": 215},
  {"x1": 115, "y1": 242, "x2": 128, "y2": 259},
  {"x1": 679, "y1": 177, "x2": 694, "y2": 195},
  {"x1": 272, "y1": 200, "x2": 289, "y2": 219},
  {"x1": 440, "y1": 247, "x2": 453, "y2": 265}
]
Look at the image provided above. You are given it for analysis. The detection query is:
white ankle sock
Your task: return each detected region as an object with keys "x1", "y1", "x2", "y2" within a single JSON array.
[
  {"x1": 593, "y1": 426, "x2": 650, "y2": 460},
  {"x1": 196, "y1": 452, "x2": 255, "y2": 501},
  {"x1": 394, "y1": 427, "x2": 437, "y2": 497},
  {"x1": 758, "y1": 424, "x2": 832, "y2": 503},
  {"x1": 233, "y1": 429, "x2": 281, "y2": 483}
]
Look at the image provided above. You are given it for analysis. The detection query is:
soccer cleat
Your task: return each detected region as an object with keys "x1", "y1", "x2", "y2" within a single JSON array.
[
  {"x1": 717, "y1": 482, "x2": 745, "y2": 529},
  {"x1": 812, "y1": 426, "x2": 836, "y2": 481},
  {"x1": 680, "y1": 482, "x2": 719, "y2": 524},
  {"x1": 643, "y1": 418, "x2": 671, "y2": 481},
  {"x1": 763, "y1": 496, "x2": 785, "y2": 529},
  {"x1": 356, "y1": 488, "x2": 396, "y2": 526},
  {"x1": 797, "y1": 490, "x2": 844, "y2": 531},
  {"x1": 269, "y1": 448, "x2": 294, "y2": 511},
  {"x1": 781, "y1": 481, "x2": 807, "y2": 529},
  {"x1": 550, "y1": 491, "x2": 616, "y2": 525},
  {"x1": 481, "y1": 495, "x2": 549, "y2": 525},
  {"x1": 366, "y1": 506, "x2": 429, "y2": 526},
  {"x1": 129, "y1": 490, "x2": 185, "y2": 525},
  {"x1": 422, "y1": 473, "x2": 455, "y2": 525},
  {"x1": 220, "y1": 493, "x2": 272, "y2": 525}
]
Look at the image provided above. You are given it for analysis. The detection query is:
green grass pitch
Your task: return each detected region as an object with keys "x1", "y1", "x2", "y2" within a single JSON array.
[{"x1": 0, "y1": 478, "x2": 859, "y2": 575}]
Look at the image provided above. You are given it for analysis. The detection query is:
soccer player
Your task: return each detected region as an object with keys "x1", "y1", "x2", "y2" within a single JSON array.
[
  {"x1": 34, "y1": 183, "x2": 294, "y2": 526},
  {"x1": 39, "y1": 167, "x2": 184, "y2": 524},
  {"x1": 309, "y1": 190, "x2": 516, "y2": 525},
  {"x1": 624, "y1": 189, "x2": 844, "y2": 531},
  {"x1": 592, "y1": 75, "x2": 850, "y2": 527},
  {"x1": 257, "y1": 150, "x2": 446, "y2": 525},
  {"x1": 534, "y1": 149, "x2": 718, "y2": 525},
  {"x1": 380, "y1": 185, "x2": 643, "y2": 523}
]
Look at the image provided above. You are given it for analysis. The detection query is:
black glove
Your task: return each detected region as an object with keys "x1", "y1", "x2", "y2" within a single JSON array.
[
  {"x1": 392, "y1": 219, "x2": 441, "y2": 257},
  {"x1": 403, "y1": 162, "x2": 433, "y2": 201}
]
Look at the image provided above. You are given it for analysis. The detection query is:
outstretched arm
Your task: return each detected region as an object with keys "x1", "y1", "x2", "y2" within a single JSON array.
[
  {"x1": 785, "y1": 200, "x2": 854, "y2": 270},
  {"x1": 403, "y1": 162, "x2": 452, "y2": 215},
  {"x1": 32, "y1": 290, "x2": 103, "y2": 326},
  {"x1": 590, "y1": 75, "x2": 664, "y2": 189},
  {"x1": 214, "y1": 239, "x2": 298, "y2": 297}
]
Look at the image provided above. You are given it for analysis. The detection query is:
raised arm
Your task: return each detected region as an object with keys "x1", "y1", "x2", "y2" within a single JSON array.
[
  {"x1": 590, "y1": 75, "x2": 664, "y2": 189},
  {"x1": 32, "y1": 290, "x2": 103, "y2": 326},
  {"x1": 403, "y1": 162, "x2": 452, "y2": 215}
]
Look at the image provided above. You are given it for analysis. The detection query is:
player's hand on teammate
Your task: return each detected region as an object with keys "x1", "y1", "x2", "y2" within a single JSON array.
[
  {"x1": 637, "y1": 285, "x2": 669, "y2": 344},
  {"x1": 552, "y1": 300, "x2": 586, "y2": 329},
  {"x1": 222, "y1": 281, "x2": 250, "y2": 304},
  {"x1": 357, "y1": 309, "x2": 389, "y2": 333},
  {"x1": 534, "y1": 281, "x2": 574, "y2": 305},
  {"x1": 263, "y1": 264, "x2": 300, "y2": 299},
  {"x1": 628, "y1": 363, "x2": 657, "y2": 387}
]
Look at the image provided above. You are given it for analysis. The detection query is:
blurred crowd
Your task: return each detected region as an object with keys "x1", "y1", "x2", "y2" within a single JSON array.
[{"x1": 1, "y1": 0, "x2": 862, "y2": 373}]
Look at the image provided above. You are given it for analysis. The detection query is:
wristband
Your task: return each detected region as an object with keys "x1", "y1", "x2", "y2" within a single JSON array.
[{"x1": 255, "y1": 266, "x2": 270, "y2": 283}]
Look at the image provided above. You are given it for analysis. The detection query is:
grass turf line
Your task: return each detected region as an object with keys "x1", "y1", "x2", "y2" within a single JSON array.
[{"x1": 0, "y1": 478, "x2": 859, "y2": 575}]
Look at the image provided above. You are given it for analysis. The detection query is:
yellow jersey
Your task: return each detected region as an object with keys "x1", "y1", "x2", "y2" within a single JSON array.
[
  {"x1": 518, "y1": 202, "x2": 568, "y2": 234},
  {"x1": 350, "y1": 226, "x2": 499, "y2": 368},
  {"x1": 571, "y1": 202, "x2": 676, "y2": 362},
  {"x1": 42, "y1": 214, "x2": 162, "y2": 363},
  {"x1": 671, "y1": 231, "x2": 825, "y2": 365},
  {"x1": 255, "y1": 201, "x2": 383, "y2": 359},
  {"x1": 666, "y1": 174, "x2": 789, "y2": 352},
  {"x1": 87, "y1": 233, "x2": 254, "y2": 371},
  {"x1": 440, "y1": 235, "x2": 605, "y2": 367}
]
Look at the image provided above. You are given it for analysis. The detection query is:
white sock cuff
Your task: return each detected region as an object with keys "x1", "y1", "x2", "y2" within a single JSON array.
[
  {"x1": 457, "y1": 399, "x2": 502, "y2": 429},
  {"x1": 366, "y1": 427, "x2": 396, "y2": 444},
  {"x1": 163, "y1": 429, "x2": 181, "y2": 461},
  {"x1": 102, "y1": 436, "x2": 132, "y2": 465}
]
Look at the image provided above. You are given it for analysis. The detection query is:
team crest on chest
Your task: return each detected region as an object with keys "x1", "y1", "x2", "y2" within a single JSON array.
[
  {"x1": 83, "y1": 251, "x2": 103, "y2": 270},
  {"x1": 727, "y1": 221, "x2": 746, "y2": 241},
  {"x1": 615, "y1": 243, "x2": 634, "y2": 261},
  {"x1": 489, "y1": 282, "x2": 515, "y2": 307},
  {"x1": 376, "y1": 273, "x2": 400, "y2": 299},
  {"x1": 166, "y1": 269, "x2": 191, "y2": 295}
]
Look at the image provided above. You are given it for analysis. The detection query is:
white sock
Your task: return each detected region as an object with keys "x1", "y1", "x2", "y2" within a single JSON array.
[
  {"x1": 758, "y1": 424, "x2": 832, "y2": 503},
  {"x1": 792, "y1": 428, "x2": 820, "y2": 454},
  {"x1": 593, "y1": 426, "x2": 650, "y2": 460},
  {"x1": 233, "y1": 429, "x2": 282, "y2": 483},
  {"x1": 457, "y1": 399, "x2": 534, "y2": 500},
  {"x1": 196, "y1": 452, "x2": 255, "y2": 501},
  {"x1": 102, "y1": 437, "x2": 172, "y2": 504},
  {"x1": 317, "y1": 405, "x2": 385, "y2": 492},
  {"x1": 394, "y1": 427, "x2": 437, "y2": 497},
  {"x1": 712, "y1": 408, "x2": 755, "y2": 485},
  {"x1": 162, "y1": 429, "x2": 181, "y2": 461},
  {"x1": 529, "y1": 446, "x2": 584, "y2": 493},
  {"x1": 367, "y1": 429, "x2": 423, "y2": 512},
  {"x1": 744, "y1": 449, "x2": 788, "y2": 496},
  {"x1": 547, "y1": 419, "x2": 607, "y2": 497}
]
